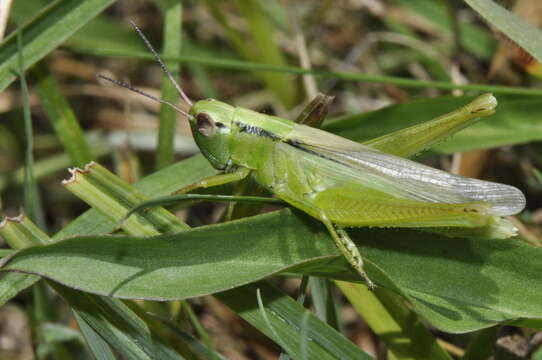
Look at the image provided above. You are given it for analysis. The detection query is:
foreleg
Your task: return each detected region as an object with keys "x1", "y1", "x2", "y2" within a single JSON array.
[{"x1": 176, "y1": 167, "x2": 251, "y2": 194}]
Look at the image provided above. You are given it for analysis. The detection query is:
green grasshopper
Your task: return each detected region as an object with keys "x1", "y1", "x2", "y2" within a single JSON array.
[{"x1": 100, "y1": 22, "x2": 525, "y2": 289}]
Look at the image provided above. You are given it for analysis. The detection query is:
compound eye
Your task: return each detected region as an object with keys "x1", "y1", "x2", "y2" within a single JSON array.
[{"x1": 196, "y1": 112, "x2": 215, "y2": 137}]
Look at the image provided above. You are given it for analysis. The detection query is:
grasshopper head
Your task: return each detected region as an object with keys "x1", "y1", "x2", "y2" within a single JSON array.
[
  {"x1": 97, "y1": 22, "x2": 236, "y2": 170},
  {"x1": 189, "y1": 99, "x2": 235, "y2": 170}
]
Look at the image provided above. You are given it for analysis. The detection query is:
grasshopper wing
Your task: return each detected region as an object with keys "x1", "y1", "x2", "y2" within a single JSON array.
[{"x1": 283, "y1": 124, "x2": 525, "y2": 217}]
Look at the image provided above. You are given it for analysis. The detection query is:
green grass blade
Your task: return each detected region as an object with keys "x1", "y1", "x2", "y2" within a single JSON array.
[
  {"x1": 55, "y1": 285, "x2": 184, "y2": 360},
  {"x1": 308, "y1": 277, "x2": 339, "y2": 330},
  {"x1": 10, "y1": 0, "x2": 144, "y2": 52},
  {"x1": 31, "y1": 62, "x2": 94, "y2": 167},
  {"x1": 4, "y1": 208, "x2": 542, "y2": 333},
  {"x1": 465, "y1": 0, "x2": 542, "y2": 63},
  {"x1": 155, "y1": 0, "x2": 183, "y2": 170},
  {"x1": 217, "y1": 281, "x2": 373, "y2": 360},
  {"x1": 73, "y1": 311, "x2": 116, "y2": 360},
  {"x1": 62, "y1": 162, "x2": 187, "y2": 235},
  {"x1": 462, "y1": 326, "x2": 498, "y2": 360},
  {"x1": 391, "y1": 0, "x2": 495, "y2": 59},
  {"x1": 336, "y1": 281, "x2": 451, "y2": 360},
  {"x1": 255, "y1": 288, "x2": 298, "y2": 359},
  {"x1": 0, "y1": 249, "x2": 14, "y2": 257},
  {"x1": 205, "y1": 1, "x2": 299, "y2": 108},
  {"x1": 180, "y1": 302, "x2": 218, "y2": 359},
  {"x1": 0, "y1": 272, "x2": 41, "y2": 307},
  {"x1": 17, "y1": 29, "x2": 44, "y2": 226},
  {"x1": 236, "y1": 0, "x2": 298, "y2": 108},
  {"x1": 0, "y1": 135, "x2": 110, "y2": 192},
  {"x1": 71, "y1": 48, "x2": 542, "y2": 96},
  {"x1": 0, "y1": 216, "x2": 46, "y2": 307},
  {"x1": 0, "y1": 0, "x2": 116, "y2": 93},
  {"x1": 54, "y1": 155, "x2": 217, "y2": 240}
]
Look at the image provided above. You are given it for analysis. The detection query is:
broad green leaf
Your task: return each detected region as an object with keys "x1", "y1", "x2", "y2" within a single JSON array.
[
  {"x1": 3, "y1": 208, "x2": 542, "y2": 333},
  {"x1": 465, "y1": 0, "x2": 542, "y2": 64},
  {"x1": 325, "y1": 95, "x2": 542, "y2": 154},
  {"x1": 0, "y1": 0, "x2": 116, "y2": 93},
  {"x1": 0, "y1": 216, "x2": 186, "y2": 359}
]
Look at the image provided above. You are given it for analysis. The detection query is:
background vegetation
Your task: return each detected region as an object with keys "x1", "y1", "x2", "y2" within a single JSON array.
[{"x1": 0, "y1": 0, "x2": 541, "y2": 359}]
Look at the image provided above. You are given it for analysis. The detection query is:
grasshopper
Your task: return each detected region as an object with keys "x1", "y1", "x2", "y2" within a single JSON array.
[{"x1": 100, "y1": 22, "x2": 525, "y2": 289}]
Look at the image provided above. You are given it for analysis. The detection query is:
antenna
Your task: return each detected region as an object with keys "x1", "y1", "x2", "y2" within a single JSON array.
[
  {"x1": 129, "y1": 20, "x2": 193, "y2": 107},
  {"x1": 97, "y1": 74, "x2": 193, "y2": 119}
]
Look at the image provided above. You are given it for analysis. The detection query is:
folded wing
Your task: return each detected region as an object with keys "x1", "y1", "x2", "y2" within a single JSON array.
[{"x1": 286, "y1": 125, "x2": 526, "y2": 216}]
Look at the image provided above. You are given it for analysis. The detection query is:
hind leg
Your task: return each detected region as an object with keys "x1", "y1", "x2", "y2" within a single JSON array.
[{"x1": 320, "y1": 213, "x2": 375, "y2": 290}]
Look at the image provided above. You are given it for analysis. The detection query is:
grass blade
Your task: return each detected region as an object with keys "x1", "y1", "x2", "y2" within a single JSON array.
[
  {"x1": 17, "y1": 29, "x2": 44, "y2": 226},
  {"x1": 31, "y1": 62, "x2": 94, "y2": 167},
  {"x1": 155, "y1": 0, "x2": 183, "y2": 170},
  {"x1": 336, "y1": 281, "x2": 451, "y2": 360},
  {"x1": 308, "y1": 277, "x2": 339, "y2": 330},
  {"x1": 0, "y1": 0, "x2": 116, "y2": 93},
  {"x1": 462, "y1": 326, "x2": 498, "y2": 360},
  {"x1": 72, "y1": 48, "x2": 542, "y2": 96},
  {"x1": 72, "y1": 311, "x2": 116, "y2": 360},
  {"x1": 217, "y1": 281, "x2": 373, "y2": 360},
  {"x1": 0, "y1": 135, "x2": 110, "y2": 192},
  {"x1": 465, "y1": 0, "x2": 542, "y2": 63},
  {"x1": 62, "y1": 162, "x2": 187, "y2": 235},
  {"x1": 0, "y1": 272, "x2": 40, "y2": 307},
  {"x1": 236, "y1": 0, "x2": 298, "y2": 108}
]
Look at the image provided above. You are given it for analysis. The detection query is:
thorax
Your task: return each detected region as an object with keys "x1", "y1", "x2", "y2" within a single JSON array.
[{"x1": 228, "y1": 107, "x2": 294, "y2": 170}]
